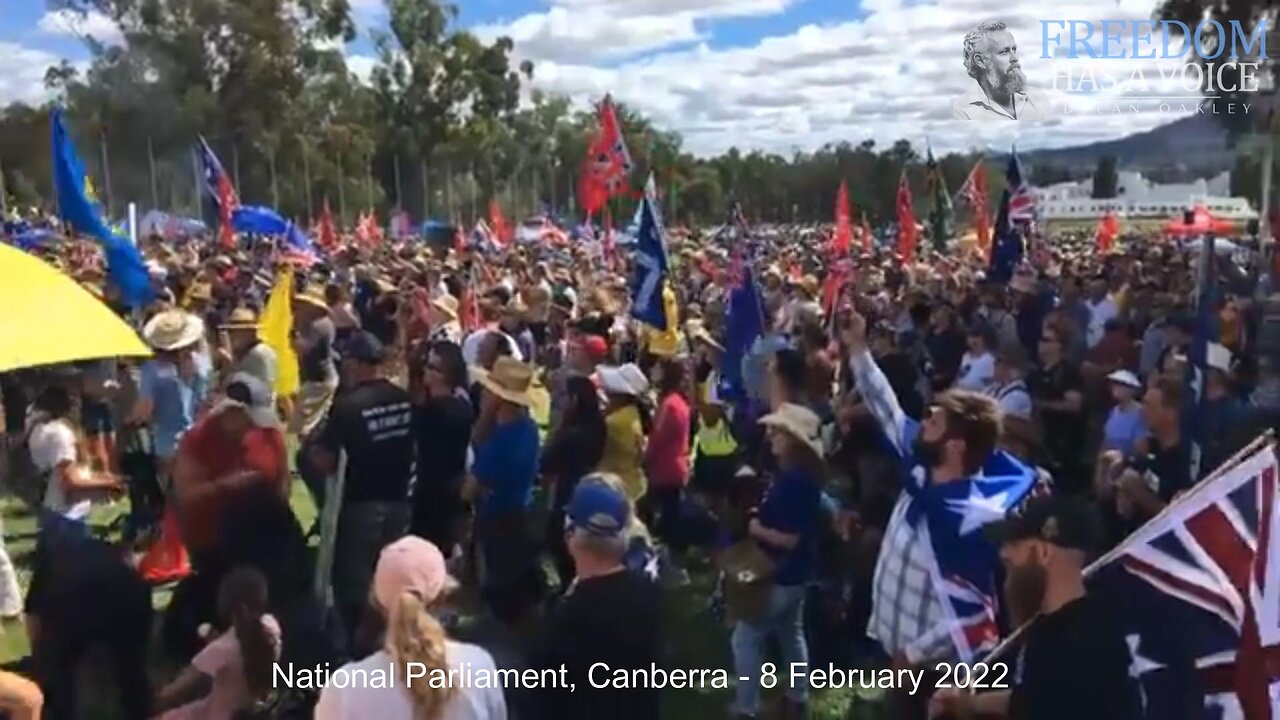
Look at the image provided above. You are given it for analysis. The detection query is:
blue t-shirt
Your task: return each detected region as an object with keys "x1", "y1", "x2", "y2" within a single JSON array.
[
  {"x1": 139, "y1": 354, "x2": 210, "y2": 458},
  {"x1": 1102, "y1": 403, "x2": 1146, "y2": 456},
  {"x1": 757, "y1": 466, "x2": 822, "y2": 586},
  {"x1": 472, "y1": 414, "x2": 540, "y2": 516}
]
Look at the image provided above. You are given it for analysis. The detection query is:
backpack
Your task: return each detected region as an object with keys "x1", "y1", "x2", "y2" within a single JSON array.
[{"x1": 3, "y1": 430, "x2": 46, "y2": 511}]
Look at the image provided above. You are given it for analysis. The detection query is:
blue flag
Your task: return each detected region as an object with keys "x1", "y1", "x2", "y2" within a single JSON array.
[
  {"x1": 51, "y1": 108, "x2": 153, "y2": 307},
  {"x1": 989, "y1": 151, "x2": 1033, "y2": 283},
  {"x1": 630, "y1": 196, "x2": 669, "y2": 330},
  {"x1": 719, "y1": 260, "x2": 764, "y2": 404}
]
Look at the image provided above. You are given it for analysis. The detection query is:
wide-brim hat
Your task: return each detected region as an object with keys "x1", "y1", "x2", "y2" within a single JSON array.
[
  {"x1": 220, "y1": 306, "x2": 261, "y2": 331},
  {"x1": 475, "y1": 356, "x2": 535, "y2": 407},
  {"x1": 758, "y1": 402, "x2": 824, "y2": 457},
  {"x1": 598, "y1": 363, "x2": 649, "y2": 397},
  {"x1": 294, "y1": 288, "x2": 328, "y2": 311},
  {"x1": 143, "y1": 310, "x2": 206, "y2": 351},
  {"x1": 432, "y1": 294, "x2": 459, "y2": 320},
  {"x1": 692, "y1": 328, "x2": 724, "y2": 352}
]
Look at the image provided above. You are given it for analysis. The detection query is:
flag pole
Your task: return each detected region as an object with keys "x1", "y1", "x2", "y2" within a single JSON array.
[
  {"x1": 100, "y1": 128, "x2": 114, "y2": 220},
  {"x1": 300, "y1": 137, "x2": 313, "y2": 225},
  {"x1": 269, "y1": 146, "x2": 280, "y2": 209},
  {"x1": 147, "y1": 136, "x2": 159, "y2": 210},
  {"x1": 393, "y1": 154, "x2": 403, "y2": 212},
  {"x1": 420, "y1": 157, "x2": 429, "y2": 219},
  {"x1": 336, "y1": 155, "x2": 347, "y2": 229},
  {"x1": 192, "y1": 148, "x2": 203, "y2": 223},
  {"x1": 980, "y1": 430, "x2": 1277, "y2": 667},
  {"x1": 0, "y1": 154, "x2": 8, "y2": 217}
]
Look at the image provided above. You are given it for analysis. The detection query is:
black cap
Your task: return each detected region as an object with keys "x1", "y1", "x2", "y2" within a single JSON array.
[
  {"x1": 342, "y1": 330, "x2": 386, "y2": 365},
  {"x1": 983, "y1": 496, "x2": 1101, "y2": 554}
]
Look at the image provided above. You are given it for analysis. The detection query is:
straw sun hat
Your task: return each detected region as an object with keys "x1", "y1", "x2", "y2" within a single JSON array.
[
  {"x1": 294, "y1": 288, "x2": 328, "y2": 311},
  {"x1": 143, "y1": 310, "x2": 206, "y2": 352},
  {"x1": 758, "y1": 402, "x2": 824, "y2": 457},
  {"x1": 475, "y1": 356, "x2": 535, "y2": 407},
  {"x1": 432, "y1": 294, "x2": 460, "y2": 321},
  {"x1": 219, "y1": 307, "x2": 261, "y2": 332}
]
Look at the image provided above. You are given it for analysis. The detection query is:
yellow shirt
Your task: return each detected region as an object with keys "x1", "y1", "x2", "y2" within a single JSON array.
[{"x1": 599, "y1": 404, "x2": 647, "y2": 501}]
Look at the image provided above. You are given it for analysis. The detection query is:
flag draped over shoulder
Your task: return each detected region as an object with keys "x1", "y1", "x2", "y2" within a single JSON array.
[
  {"x1": 260, "y1": 266, "x2": 299, "y2": 397},
  {"x1": 50, "y1": 108, "x2": 153, "y2": 307},
  {"x1": 630, "y1": 196, "x2": 669, "y2": 330},
  {"x1": 578, "y1": 95, "x2": 633, "y2": 217},
  {"x1": 1085, "y1": 444, "x2": 1279, "y2": 720},
  {"x1": 896, "y1": 170, "x2": 917, "y2": 263},
  {"x1": 925, "y1": 147, "x2": 952, "y2": 252}
]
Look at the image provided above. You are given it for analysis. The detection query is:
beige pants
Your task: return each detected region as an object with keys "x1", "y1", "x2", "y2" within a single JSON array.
[{"x1": 290, "y1": 379, "x2": 339, "y2": 437}]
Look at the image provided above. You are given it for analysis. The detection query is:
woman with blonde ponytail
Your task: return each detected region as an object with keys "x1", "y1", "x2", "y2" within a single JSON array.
[{"x1": 316, "y1": 537, "x2": 507, "y2": 720}]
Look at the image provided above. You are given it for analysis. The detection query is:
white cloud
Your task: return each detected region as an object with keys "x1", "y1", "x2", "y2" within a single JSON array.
[
  {"x1": 346, "y1": 54, "x2": 378, "y2": 84},
  {"x1": 502, "y1": 0, "x2": 1210, "y2": 155},
  {"x1": 37, "y1": 9, "x2": 125, "y2": 47},
  {"x1": 0, "y1": 42, "x2": 61, "y2": 107}
]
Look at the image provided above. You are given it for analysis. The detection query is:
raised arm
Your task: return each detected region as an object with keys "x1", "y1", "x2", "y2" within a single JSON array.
[{"x1": 842, "y1": 311, "x2": 908, "y2": 456}]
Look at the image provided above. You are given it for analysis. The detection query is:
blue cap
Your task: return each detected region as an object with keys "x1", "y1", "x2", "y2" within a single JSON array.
[
  {"x1": 565, "y1": 481, "x2": 630, "y2": 538},
  {"x1": 342, "y1": 330, "x2": 386, "y2": 364}
]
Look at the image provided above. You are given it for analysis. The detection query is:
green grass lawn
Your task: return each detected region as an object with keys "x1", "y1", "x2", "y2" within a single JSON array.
[{"x1": 0, "y1": 380, "x2": 888, "y2": 718}]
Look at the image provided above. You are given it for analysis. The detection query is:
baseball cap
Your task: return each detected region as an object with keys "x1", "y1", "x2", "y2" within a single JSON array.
[
  {"x1": 565, "y1": 480, "x2": 630, "y2": 538},
  {"x1": 372, "y1": 536, "x2": 457, "y2": 611},
  {"x1": 983, "y1": 496, "x2": 1102, "y2": 554},
  {"x1": 1106, "y1": 369, "x2": 1142, "y2": 389},
  {"x1": 218, "y1": 373, "x2": 279, "y2": 428},
  {"x1": 342, "y1": 330, "x2": 386, "y2": 364}
]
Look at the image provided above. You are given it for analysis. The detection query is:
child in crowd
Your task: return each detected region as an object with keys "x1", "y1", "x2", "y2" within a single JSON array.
[{"x1": 153, "y1": 566, "x2": 281, "y2": 720}]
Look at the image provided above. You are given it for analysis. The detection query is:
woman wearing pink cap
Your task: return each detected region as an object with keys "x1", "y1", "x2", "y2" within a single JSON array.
[{"x1": 314, "y1": 536, "x2": 506, "y2": 720}]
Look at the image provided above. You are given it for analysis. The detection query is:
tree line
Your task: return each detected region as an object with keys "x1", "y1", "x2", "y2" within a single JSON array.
[{"x1": 9, "y1": 0, "x2": 1255, "y2": 230}]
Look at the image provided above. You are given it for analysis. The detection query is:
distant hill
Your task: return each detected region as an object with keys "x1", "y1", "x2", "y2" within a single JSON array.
[{"x1": 1019, "y1": 115, "x2": 1234, "y2": 179}]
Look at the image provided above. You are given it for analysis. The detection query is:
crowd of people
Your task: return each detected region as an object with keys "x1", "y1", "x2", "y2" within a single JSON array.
[{"x1": 0, "y1": 218, "x2": 1273, "y2": 720}]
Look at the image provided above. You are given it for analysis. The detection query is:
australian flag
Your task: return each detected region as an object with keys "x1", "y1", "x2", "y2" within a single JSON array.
[
  {"x1": 629, "y1": 196, "x2": 669, "y2": 330},
  {"x1": 989, "y1": 150, "x2": 1033, "y2": 283},
  {"x1": 1185, "y1": 235, "x2": 1216, "y2": 482},
  {"x1": 197, "y1": 135, "x2": 239, "y2": 247},
  {"x1": 1086, "y1": 445, "x2": 1280, "y2": 719}
]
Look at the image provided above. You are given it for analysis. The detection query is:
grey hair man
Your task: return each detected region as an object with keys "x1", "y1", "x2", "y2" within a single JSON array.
[{"x1": 953, "y1": 20, "x2": 1045, "y2": 121}]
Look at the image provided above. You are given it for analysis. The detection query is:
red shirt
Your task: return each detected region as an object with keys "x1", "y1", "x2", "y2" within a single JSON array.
[
  {"x1": 644, "y1": 391, "x2": 691, "y2": 488},
  {"x1": 176, "y1": 417, "x2": 286, "y2": 552}
]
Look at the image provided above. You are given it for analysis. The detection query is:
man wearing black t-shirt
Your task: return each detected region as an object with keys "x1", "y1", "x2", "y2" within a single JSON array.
[
  {"x1": 534, "y1": 481, "x2": 662, "y2": 720},
  {"x1": 930, "y1": 497, "x2": 1141, "y2": 720},
  {"x1": 1028, "y1": 325, "x2": 1086, "y2": 492},
  {"x1": 311, "y1": 331, "x2": 415, "y2": 637},
  {"x1": 1095, "y1": 377, "x2": 1192, "y2": 543}
]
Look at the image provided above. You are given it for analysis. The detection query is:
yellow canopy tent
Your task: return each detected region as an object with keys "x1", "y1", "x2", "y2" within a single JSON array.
[{"x1": 0, "y1": 242, "x2": 151, "y2": 372}]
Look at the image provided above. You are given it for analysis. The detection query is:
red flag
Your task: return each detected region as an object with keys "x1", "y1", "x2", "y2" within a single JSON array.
[
  {"x1": 317, "y1": 198, "x2": 337, "y2": 251},
  {"x1": 833, "y1": 179, "x2": 852, "y2": 255},
  {"x1": 861, "y1": 217, "x2": 873, "y2": 253},
  {"x1": 577, "y1": 95, "x2": 633, "y2": 217},
  {"x1": 1097, "y1": 211, "x2": 1118, "y2": 253},
  {"x1": 896, "y1": 171, "x2": 917, "y2": 263},
  {"x1": 489, "y1": 198, "x2": 511, "y2": 245},
  {"x1": 957, "y1": 161, "x2": 991, "y2": 262},
  {"x1": 355, "y1": 211, "x2": 383, "y2": 246},
  {"x1": 458, "y1": 264, "x2": 480, "y2": 332}
]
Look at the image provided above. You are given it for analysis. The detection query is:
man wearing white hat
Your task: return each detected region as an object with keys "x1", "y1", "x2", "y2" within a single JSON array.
[
  {"x1": 131, "y1": 309, "x2": 212, "y2": 485},
  {"x1": 1201, "y1": 342, "x2": 1243, "y2": 472}
]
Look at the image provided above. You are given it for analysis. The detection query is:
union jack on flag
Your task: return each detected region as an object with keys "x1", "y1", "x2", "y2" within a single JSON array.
[
  {"x1": 1086, "y1": 444, "x2": 1280, "y2": 719},
  {"x1": 1004, "y1": 150, "x2": 1035, "y2": 226},
  {"x1": 197, "y1": 136, "x2": 239, "y2": 247}
]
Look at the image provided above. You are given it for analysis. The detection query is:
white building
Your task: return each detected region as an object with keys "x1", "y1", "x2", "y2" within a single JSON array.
[{"x1": 1036, "y1": 170, "x2": 1257, "y2": 222}]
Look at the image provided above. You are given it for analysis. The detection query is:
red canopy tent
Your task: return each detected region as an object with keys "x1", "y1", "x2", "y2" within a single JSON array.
[{"x1": 1162, "y1": 203, "x2": 1240, "y2": 237}]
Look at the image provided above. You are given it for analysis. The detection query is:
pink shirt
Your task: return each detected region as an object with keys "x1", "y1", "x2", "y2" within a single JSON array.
[
  {"x1": 157, "y1": 615, "x2": 282, "y2": 720},
  {"x1": 644, "y1": 392, "x2": 691, "y2": 488}
]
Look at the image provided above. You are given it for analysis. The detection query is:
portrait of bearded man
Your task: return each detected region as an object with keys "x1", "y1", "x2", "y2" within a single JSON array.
[{"x1": 953, "y1": 20, "x2": 1046, "y2": 122}]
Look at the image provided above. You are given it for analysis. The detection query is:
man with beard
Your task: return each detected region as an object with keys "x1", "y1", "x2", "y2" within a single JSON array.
[
  {"x1": 929, "y1": 496, "x2": 1141, "y2": 720},
  {"x1": 953, "y1": 21, "x2": 1045, "y2": 121},
  {"x1": 843, "y1": 311, "x2": 1037, "y2": 720}
]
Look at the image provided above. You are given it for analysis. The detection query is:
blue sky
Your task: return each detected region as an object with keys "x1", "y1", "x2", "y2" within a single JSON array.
[{"x1": 1, "y1": 0, "x2": 1199, "y2": 156}]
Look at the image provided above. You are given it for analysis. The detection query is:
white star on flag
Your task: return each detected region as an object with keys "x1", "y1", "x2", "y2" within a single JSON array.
[{"x1": 945, "y1": 485, "x2": 1010, "y2": 535}]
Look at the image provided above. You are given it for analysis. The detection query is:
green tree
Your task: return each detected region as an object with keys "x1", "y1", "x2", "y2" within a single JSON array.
[{"x1": 1092, "y1": 156, "x2": 1119, "y2": 199}]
